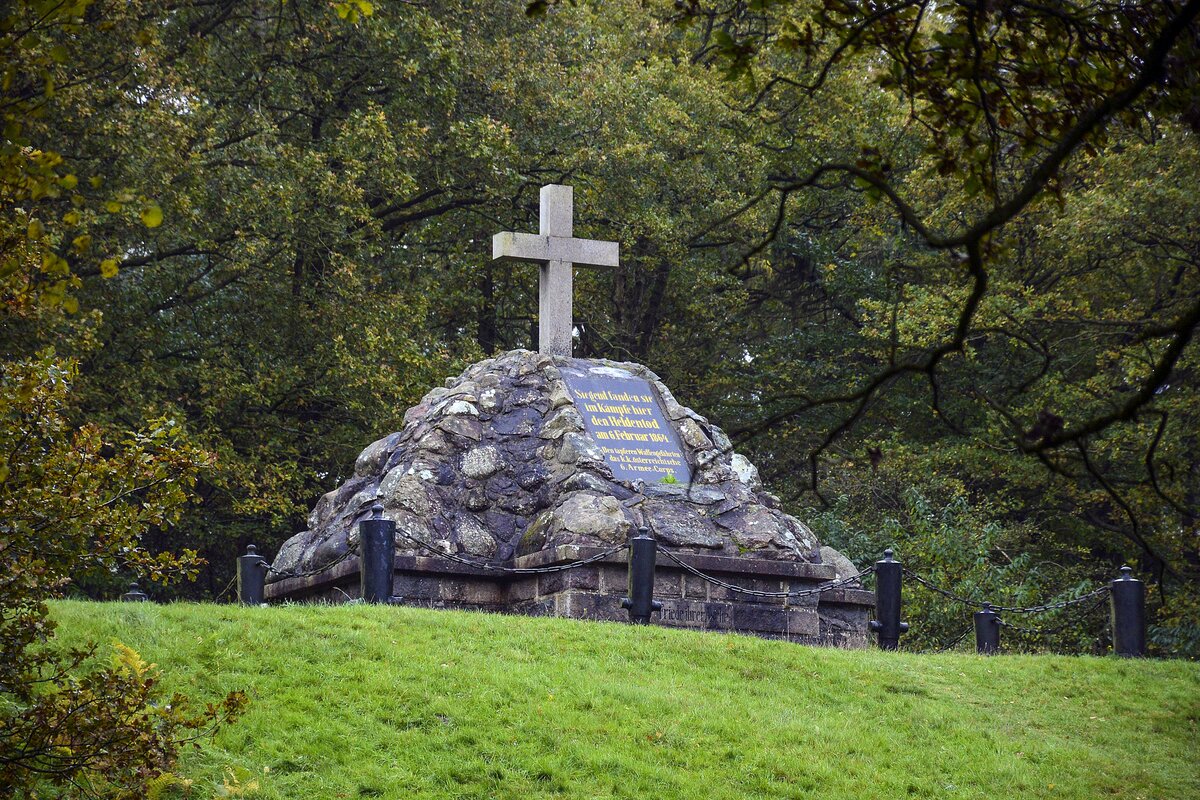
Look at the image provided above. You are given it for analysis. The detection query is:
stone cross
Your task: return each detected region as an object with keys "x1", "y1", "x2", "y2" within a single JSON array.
[{"x1": 492, "y1": 184, "x2": 619, "y2": 357}]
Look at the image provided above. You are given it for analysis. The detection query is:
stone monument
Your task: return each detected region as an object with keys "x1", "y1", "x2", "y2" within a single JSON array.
[{"x1": 265, "y1": 185, "x2": 873, "y2": 645}]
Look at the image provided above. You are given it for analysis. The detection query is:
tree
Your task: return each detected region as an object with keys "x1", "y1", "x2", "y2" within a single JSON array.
[
  {"x1": 657, "y1": 0, "x2": 1200, "y2": 650},
  {"x1": 1, "y1": 2, "x2": 245, "y2": 794},
  {"x1": 11, "y1": 0, "x2": 1197, "y2": 655},
  {"x1": 0, "y1": 352, "x2": 246, "y2": 796},
  {"x1": 19, "y1": 0, "x2": 775, "y2": 593}
]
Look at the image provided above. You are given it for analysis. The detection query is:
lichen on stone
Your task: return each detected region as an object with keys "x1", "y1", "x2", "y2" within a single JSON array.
[{"x1": 268, "y1": 350, "x2": 845, "y2": 582}]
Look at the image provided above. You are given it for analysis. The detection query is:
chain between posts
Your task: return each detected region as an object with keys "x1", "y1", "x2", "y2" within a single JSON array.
[
  {"x1": 261, "y1": 528, "x2": 630, "y2": 583},
  {"x1": 903, "y1": 567, "x2": 1111, "y2": 614},
  {"x1": 936, "y1": 627, "x2": 974, "y2": 653},
  {"x1": 656, "y1": 546, "x2": 875, "y2": 598},
  {"x1": 213, "y1": 574, "x2": 237, "y2": 602},
  {"x1": 997, "y1": 593, "x2": 1111, "y2": 636},
  {"x1": 264, "y1": 546, "x2": 358, "y2": 581},
  {"x1": 392, "y1": 526, "x2": 630, "y2": 574}
]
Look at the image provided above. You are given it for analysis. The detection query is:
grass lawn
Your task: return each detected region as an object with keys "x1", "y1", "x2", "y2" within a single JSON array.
[{"x1": 48, "y1": 601, "x2": 1198, "y2": 799}]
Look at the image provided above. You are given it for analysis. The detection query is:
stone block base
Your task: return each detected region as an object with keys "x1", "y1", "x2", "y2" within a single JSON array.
[{"x1": 264, "y1": 546, "x2": 874, "y2": 647}]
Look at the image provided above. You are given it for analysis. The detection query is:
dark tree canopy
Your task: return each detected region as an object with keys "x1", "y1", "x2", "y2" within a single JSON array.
[{"x1": 1, "y1": 0, "x2": 1196, "y2": 709}]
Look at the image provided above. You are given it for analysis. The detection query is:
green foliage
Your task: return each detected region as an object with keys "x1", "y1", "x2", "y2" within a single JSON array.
[
  {"x1": 0, "y1": 348, "x2": 247, "y2": 796},
  {"x1": 50, "y1": 601, "x2": 1200, "y2": 799},
  {"x1": 810, "y1": 490, "x2": 1108, "y2": 653},
  {"x1": 4, "y1": 0, "x2": 1196, "y2": 657},
  {"x1": 665, "y1": 0, "x2": 1200, "y2": 655},
  {"x1": 0, "y1": 2, "x2": 247, "y2": 794},
  {"x1": 0, "y1": 640, "x2": 246, "y2": 798},
  {"x1": 3, "y1": 0, "x2": 778, "y2": 593}
]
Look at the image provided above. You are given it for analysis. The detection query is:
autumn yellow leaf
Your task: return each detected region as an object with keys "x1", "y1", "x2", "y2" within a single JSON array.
[{"x1": 140, "y1": 200, "x2": 163, "y2": 228}]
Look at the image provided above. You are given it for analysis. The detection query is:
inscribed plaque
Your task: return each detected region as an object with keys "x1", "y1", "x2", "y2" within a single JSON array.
[{"x1": 560, "y1": 365, "x2": 691, "y2": 484}]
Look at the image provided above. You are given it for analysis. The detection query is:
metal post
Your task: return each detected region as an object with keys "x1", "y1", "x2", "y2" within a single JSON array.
[
  {"x1": 974, "y1": 602, "x2": 1001, "y2": 654},
  {"x1": 121, "y1": 582, "x2": 149, "y2": 602},
  {"x1": 621, "y1": 527, "x2": 662, "y2": 624},
  {"x1": 237, "y1": 544, "x2": 268, "y2": 606},
  {"x1": 359, "y1": 504, "x2": 396, "y2": 603},
  {"x1": 1111, "y1": 566, "x2": 1146, "y2": 657},
  {"x1": 869, "y1": 548, "x2": 909, "y2": 650}
]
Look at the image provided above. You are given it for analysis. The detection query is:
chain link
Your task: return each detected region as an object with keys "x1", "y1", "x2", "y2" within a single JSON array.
[
  {"x1": 264, "y1": 546, "x2": 358, "y2": 582},
  {"x1": 997, "y1": 594, "x2": 1111, "y2": 636},
  {"x1": 903, "y1": 567, "x2": 1110, "y2": 614},
  {"x1": 393, "y1": 526, "x2": 630, "y2": 574},
  {"x1": 263, "y1": 528, "x2": 628, "y2": 582},
  {"x1": 213, "y1": 574, "x2": 237, "y2": 602},
  {"x1": 656, "y1": 547, "x2": 875, "y2": 598},
  {"x1": 935, "y1": 627, "x2": 974, "y2": 653}
]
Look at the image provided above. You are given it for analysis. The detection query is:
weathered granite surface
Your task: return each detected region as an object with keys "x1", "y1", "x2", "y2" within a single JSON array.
[{"x1": 268, "y1": 350, "x2": 853, "y2": 587}]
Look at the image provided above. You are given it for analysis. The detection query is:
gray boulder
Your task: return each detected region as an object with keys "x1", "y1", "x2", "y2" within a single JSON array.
[{"x1": 267, "y1": 350, "x2": 852, "y2": 582}]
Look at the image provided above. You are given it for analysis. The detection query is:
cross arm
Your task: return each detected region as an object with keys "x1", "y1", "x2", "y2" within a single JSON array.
[{"x1": 492, "y1": 231, "x2": 619, "y2": 268}]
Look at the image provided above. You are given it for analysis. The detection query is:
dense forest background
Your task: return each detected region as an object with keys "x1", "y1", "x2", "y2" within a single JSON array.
[{"x1": 4, "y1": 0, "x2": 1198, "y2": 656}]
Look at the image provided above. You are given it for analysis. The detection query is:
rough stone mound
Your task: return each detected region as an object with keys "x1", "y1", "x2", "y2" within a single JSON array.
[{"x1": 268, "y1": 350, "x2": 836, "y2": 583}]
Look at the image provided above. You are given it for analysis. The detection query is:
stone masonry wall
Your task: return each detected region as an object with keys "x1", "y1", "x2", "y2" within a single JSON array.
[{"x1": 264, "y1": 350, "x2": 872, "y2": 644}]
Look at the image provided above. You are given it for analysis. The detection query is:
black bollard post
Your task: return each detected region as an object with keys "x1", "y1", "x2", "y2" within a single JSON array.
[
  {"x1": 621, "y1": 527, "x2": 662, "y2": 624},
  {"x1": 1111, "y1": 566, "x2": 1146, "y2": 657},
  {"x1": 359, "y1": 504, "x2": 396, "y2": 604},
  {"x1": 237, "y1": 544, "x2": 268, "y2": 606},
  {"x1": 869, "y1": 548, "x2": 909, "y2": 650},
  {"x1": 974, "y1": 602, "x2": 1001, "y2": 654},
  {"x1": 121, "y1": 582, "x2": 149, "y2": 602}
]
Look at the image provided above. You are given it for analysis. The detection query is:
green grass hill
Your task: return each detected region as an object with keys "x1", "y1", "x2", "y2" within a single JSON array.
[{"x1": 48, "y1": 601, "x2": 1198, "y2": 800}]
